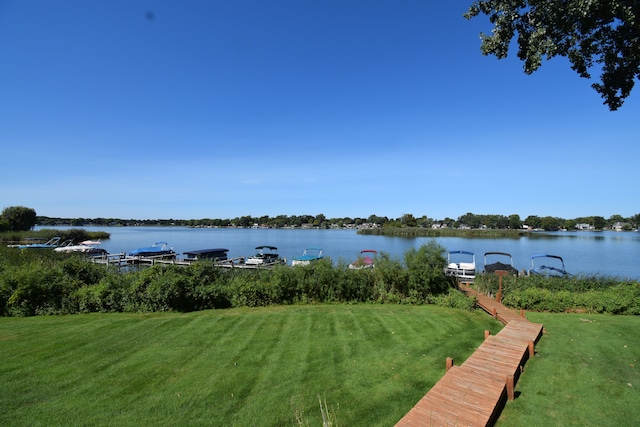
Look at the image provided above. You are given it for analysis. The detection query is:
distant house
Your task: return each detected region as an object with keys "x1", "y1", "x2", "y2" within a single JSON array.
[
  {"x1": 576, "y1": 223, "x2": 594, "y2": 231},
  {"x1": 612, "y1": 222, "x2": 629, "y2": 231}
]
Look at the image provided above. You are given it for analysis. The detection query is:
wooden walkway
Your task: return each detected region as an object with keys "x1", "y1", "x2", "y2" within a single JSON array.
[{"x1": 394, "y1": 284, "x2": 543, "y2": 427}]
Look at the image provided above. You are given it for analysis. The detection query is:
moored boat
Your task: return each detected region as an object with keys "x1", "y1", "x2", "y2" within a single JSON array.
[
  {"x1": 528, "y1": 253, "x2": 570, "y2": 276},
  {"x1": 245, "y1": 246, "x2": 283, "y2": 266},
  {"x1": 483, "y1": 251, "x2": 519, "y2": 275},
  {"x1": 349, "y1": 249, "x2": 377, "y2": 269},
  {"x1": 54, "y1": 240, "x2": 103, "y2": 254},
  {"x1": 183, "y1": 248, "x2": 229, "y2": 262},
  {"x1": 444, "y1": 250, "x2": 476, "y2": 283},
  {"x1": 19, "y1": 236, "x2": 61, "y2": 249},
  {"x1": 292, "y1": 247, "x2": 323, "y2": 266},
  {"x1": 129, "y1": 242, "x2": 176, "y2": 258}
]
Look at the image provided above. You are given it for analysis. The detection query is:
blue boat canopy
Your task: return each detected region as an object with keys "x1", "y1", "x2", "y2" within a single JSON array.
[{"x1": 448, "y1": 250, "x2": 474, "y2": 256}]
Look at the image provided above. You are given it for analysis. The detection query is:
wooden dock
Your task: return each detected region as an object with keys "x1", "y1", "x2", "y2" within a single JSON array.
[
  {"x1": 394, "y1": 284, "x2": 543, "y2": 427},
  {"x1": 89, "y1": 254, "x2": 282, "y2": 269}
]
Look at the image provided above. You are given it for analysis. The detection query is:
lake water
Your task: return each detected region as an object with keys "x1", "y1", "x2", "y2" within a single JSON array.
[{"x1": 36, "y1": 226, "x2": 640, "y2": 280}]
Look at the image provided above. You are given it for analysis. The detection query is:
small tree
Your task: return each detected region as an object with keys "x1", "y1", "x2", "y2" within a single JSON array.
[
  {"x1": 404, "y1": 241, "x2": 450, "y2": 299},
  {"x1": 1, "y1": 206, "x2": 37, "y2": 231},
  {"x1": 509, "y1": 214, "x2": 522, "y2": 230}
]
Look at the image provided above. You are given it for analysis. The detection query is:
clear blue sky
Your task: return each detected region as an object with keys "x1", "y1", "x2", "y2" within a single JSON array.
[{"x1": 1, "y1": 1, "x2": 638, "y2": 221}]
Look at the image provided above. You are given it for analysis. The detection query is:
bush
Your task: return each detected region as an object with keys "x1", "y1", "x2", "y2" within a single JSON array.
[
  {"x1": 429, "y1": 288, "x2": 477, "y2": 310},
  {"x1": 2, "y1": 243, "x2": 637, "y2": 317},
  {"x1": 403, "y1": 241, "x2": 451, "y2": 300},
  {"x1": 2, "y1": 262, "x2": 81, "y2": 316},
  {"x1": 372, "y1": 253, "x2": 408, "y2": 301}
]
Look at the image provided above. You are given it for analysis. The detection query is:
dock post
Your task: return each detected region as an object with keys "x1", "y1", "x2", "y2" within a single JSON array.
[
  {"x1": 484, "y1": 330, "x2": 490, "y2": 339},
  {"x1": 506, "y1": 375, "x2": 515, "y2": 401},
  {"x1": 495, "y1": 270, "x2": 507, "y2": 303},
  {"x1": 528, "y1": 340, "x2": 535, "y2": 357},
  {"x1": 446, "y1": 357, "x2": 454, "y2": 372}
]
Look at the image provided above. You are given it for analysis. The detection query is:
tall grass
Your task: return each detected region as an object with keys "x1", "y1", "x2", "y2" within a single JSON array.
[{"x1": 473, "y1": 273, "x2": 640, "y2": 314}]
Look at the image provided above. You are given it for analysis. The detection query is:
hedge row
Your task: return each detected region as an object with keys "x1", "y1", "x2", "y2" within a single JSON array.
[
  {"x1": 474, "y1": 273, "x2": 640, "y2": 314},
  {"x1": 3, "y1": 243, "x2": 637, "y2": 317},
  {"x1": 1, "y1": 241, "x2": 476, "y2": 316}
]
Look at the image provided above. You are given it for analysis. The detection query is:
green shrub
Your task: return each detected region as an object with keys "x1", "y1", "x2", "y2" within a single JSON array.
[
  {"x1": 3, "y1": 262, "x2": 82, "y2": 315},
  {"x1": 373, "y1": 253, "x2": 408, "y2": 301},
  {"x1": 129, "y1": 265, "x2": 195, "y2": 312},
  {"x1": 403, "y1": 241, "x2": 451, "y2": 300},
  {"x1": 429, "y1": 288, "x2": 477, "y2": 310},
  {"x1": 2, "y1": 244, "x2": 638, "y2": 316},
  {"x1": 230, "y1": 275, "x2": 279, "y2": 307}
]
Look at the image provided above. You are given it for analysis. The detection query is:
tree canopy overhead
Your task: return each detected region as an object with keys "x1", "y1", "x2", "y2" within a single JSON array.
[{"x1": 465, "y1": 0, "x2": 640, "y2": 110}]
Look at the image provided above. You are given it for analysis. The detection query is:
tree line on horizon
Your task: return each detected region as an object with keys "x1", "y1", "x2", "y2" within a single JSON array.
[
  {"x1": 34, "y1": 212, "x2": 640, "y2": 232},
  {"x1": 2, "y1": 205, "x2": 639, "y2": 232}
]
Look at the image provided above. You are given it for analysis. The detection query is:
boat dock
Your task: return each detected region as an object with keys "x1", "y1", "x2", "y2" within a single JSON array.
[
  {"x1": 394, "y1": 283, "x2": 543, "y2": 426},
  {"x1": 89, "y1": 253, "x2": 283, "y2": 269}
]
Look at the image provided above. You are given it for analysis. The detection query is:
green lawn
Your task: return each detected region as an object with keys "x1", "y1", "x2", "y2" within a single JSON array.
[
  {"x1": 0, "y1": 305, "x2": 501, "y2": 426},
  {"x1": 3, "y1": 306, "x2": 637, "y2": 426},
  {"x1": 498, "y1": 312, "x2": 640, "y2": 427}
]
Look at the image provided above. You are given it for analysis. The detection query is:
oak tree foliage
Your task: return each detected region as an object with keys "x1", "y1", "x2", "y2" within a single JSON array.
[{"x1": 465, "y1": 0, "x2": 640, "y2": 110}]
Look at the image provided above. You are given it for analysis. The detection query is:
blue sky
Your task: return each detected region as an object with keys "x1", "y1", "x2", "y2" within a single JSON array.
[{"x1": 1, "y1": 1, "x2": 638, "y2": 221}]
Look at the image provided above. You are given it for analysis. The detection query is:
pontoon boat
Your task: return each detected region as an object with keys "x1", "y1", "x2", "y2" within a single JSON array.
[
  {"x1": 349, "y1": 250, "x2": 377, "y2": 269},
  {"x1": 292, "y1": 247, "x2": 323, "y2": 266},
  {"x1": 183, "y1": 248, "x2": 229, "y2": 262},
  {"x1": 246, "y1": 246, "x2": 283, "y2": 265},
  {"x1": 444, "y1": 250, "x2": 476, "y2": 283}
]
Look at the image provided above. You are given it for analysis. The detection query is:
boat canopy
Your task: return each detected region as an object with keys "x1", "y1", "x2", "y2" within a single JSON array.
[
  {"x1": 485, "y1": 251, "x2": 511, "y2": 258},
  {"x1": 531, "y1": 253, "x2": 564, "y2": 261},
  {"x1": 129, "y1": 242, "x2": 174, "y2": 256},
  {"x1": 484, "y1": 252, "x2": 518, "y2": 275},
  {"x1": 183, "y1": 248, "x2": 229, "y2": 256},
  {"x1": 448, "y1": 250, "x2": 474, "y2": 256}
]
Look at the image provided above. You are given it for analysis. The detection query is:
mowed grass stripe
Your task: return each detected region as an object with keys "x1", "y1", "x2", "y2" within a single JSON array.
[
  {"x1": 496, "y1": 312, "x2": 640, "y2": 427},
  {"x1": 0, "y1": 305, "x2": 501, "y2": 427}
]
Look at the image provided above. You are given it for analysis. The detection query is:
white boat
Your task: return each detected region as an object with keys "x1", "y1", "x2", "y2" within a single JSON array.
[
  {"x1": 54, "y1": 240, "x2": 103, "y2": 254},
  {"x1": 349, "y1": 250, "x2": 377, "y2": 269},
  {"x1": 291, "y1": 247, "x2": 323, "y2": 266},
  {"x1": 245, "y1": 246, "x2": 283, "y2": 266},
  {"x1": 444, "y1": 250, "x2": 476, "y2": 283}
]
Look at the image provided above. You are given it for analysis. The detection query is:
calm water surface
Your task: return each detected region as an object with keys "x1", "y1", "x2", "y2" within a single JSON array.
[{"x1": 37, "y1": 227, "x2": 640, "y2": 280}]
